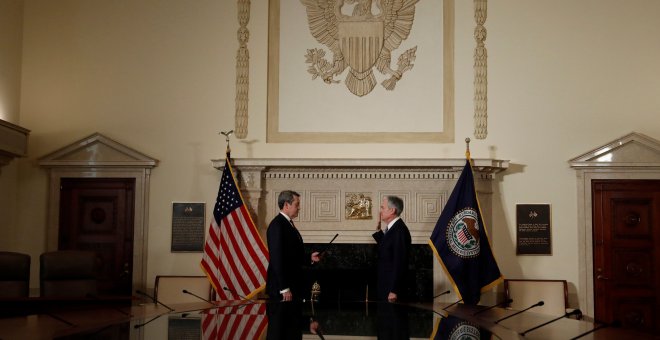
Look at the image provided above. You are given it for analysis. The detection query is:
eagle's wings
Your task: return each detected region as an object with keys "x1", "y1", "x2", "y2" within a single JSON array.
[
  {"x1": 300, "y1": 0, "x2": 341, "y2": 53},
  {"x1": 381, "y1": 0, "x2": 419, "y2": 53}
]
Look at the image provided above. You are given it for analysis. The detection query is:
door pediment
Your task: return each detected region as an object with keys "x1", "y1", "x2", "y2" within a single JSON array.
[
  {"x1": 569, "y1": 132, "x2": 660, "y2": 168},
  {"x1": 38, "y1": 132, "x2": 158, "y2": 168}
]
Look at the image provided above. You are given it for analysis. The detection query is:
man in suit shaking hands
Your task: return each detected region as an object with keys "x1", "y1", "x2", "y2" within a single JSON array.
[
  {"x1": 373, "y1": 196, "x2": 411, "y2": 303},
  {"x1": 267, "y1": 190, "x2": 320, "y2": 301}
]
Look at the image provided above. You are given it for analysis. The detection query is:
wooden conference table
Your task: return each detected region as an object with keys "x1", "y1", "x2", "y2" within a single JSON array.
[{"x1": 0, "y1": 297, "x2": 656, "y2": 339}]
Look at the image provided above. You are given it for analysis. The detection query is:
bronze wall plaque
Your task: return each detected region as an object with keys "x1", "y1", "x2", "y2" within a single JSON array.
[
  {"x1": 516, "y1": 204, "x2": 551, "y2": 255},
  {"x1": 171, "y1": 202, "x2": 205, "y2": 252}
]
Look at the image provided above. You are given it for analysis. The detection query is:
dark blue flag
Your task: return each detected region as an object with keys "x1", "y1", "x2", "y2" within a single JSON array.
[
  {"x1": 433, "y1": 315, "x2": 492, "y2": 340},
  {"x1": 428, "y1": 159, "x2": 503, "y2": 305}
]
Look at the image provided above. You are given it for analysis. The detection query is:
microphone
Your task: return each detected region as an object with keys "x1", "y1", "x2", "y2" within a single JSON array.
[
  {"x1": 133, "y1": 315, "x2": 163, "y2": 329},
  {"x1": 223, "y1": 286, "x2": 248, "y2": 300},
  {"x1": 472, "y1": 298, "x2": 513, "y2": 316},
  {"x1": 182, "y1": 289, "x2": 216, "y2": 304},
  {"x1": 569, "y1": 320, "x2": 620, "y2": 340},
  {"x1": 443, "y1": 298, "x2": 463, "y2": 311},
  {"x1": 494, "y1": 301, "x2": 544, "y2": 324},
  {"x1": 433, "y1": 290, "x2": 451, "y2": 299},
  {"x1": 521, "y1": 309, "x2": 582, "y2": 335},
  {"x1": 135, "y1": 289, "x2": 174, "y2": 311}
]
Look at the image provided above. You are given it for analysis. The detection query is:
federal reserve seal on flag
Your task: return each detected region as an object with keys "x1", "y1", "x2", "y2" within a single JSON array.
[
  {"x1": 449, "y1": 322, "x2": 481, "y2": 340},
  {"x1": 446, "y1": 208, "x2": 481, "y2": 258}
]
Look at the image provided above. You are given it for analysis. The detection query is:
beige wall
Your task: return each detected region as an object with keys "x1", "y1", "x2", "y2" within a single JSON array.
[
  {"x1": 4, "y1": 0, "x2": 660, "y2": 310},
  {"x1": 0, "y1": 0, "x2": 24, "y2": 254}
]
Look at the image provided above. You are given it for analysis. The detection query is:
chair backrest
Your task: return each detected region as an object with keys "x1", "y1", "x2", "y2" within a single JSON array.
[
  {"x1": 0, "y1": 251, "x2": 31, "y2": 298},
  {"x1": 154, "y1": 275, "x2": 212, "y2": 305},
  {"x1": 40, "y1": 250, "x2": 98, "y2": 298},
  {"x1": 504, "y1": 279, "x2": 568, "y2": 316}
]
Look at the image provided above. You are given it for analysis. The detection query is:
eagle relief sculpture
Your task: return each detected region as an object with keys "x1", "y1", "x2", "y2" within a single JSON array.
[{"x1": 301, "y1": 0, "x2": 420, "y2": 97}]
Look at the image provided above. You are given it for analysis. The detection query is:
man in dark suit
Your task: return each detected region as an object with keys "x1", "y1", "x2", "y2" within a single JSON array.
[
  {"x1": 372, "y1": 195, "x2": 411, "y2": 302},
  {"x1": 267, "y1": 190, "x2": 320, "y2": 302}
]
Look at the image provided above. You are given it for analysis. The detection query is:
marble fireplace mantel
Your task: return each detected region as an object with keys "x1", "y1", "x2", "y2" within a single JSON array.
[{"x1": 212, "y1": 158, "x2": 509, "y2": 245}]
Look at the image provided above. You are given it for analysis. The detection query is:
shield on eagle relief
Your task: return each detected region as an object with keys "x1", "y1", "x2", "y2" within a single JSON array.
[{"x1": 337, "y1": 20, "x2": 383, "y2": 96}]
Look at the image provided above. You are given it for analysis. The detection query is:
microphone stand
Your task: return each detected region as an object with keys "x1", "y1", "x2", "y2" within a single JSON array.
[
  {"x1": 443, "y1": 298, "x2": 464, "y2": 311},
  {"x1": 494, "y1": 301, "x2": 544, "y2": 324},
  {"x1": 182, "y1": 289, "x2": 216, "y2": 305},
  {"x1": 133, "y1": 315, "x2": 163, "y2": 329},
  {"x1": 136, "y1": 289, "x2": 174, "y2": 311},
  {"x1": 433, "y1": 290, "x2": 451, "y2": 299},
  {"x1": 222, "y1": 286, "x2": 248, "y2": 300},
  {"x1": 472, "y1": 298, "x2": 513, "y2": 316}
]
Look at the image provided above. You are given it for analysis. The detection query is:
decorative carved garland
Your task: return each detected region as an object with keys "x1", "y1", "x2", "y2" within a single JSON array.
[
  {"x1": 235, "y1": 0, "x2": 250, "y2": 139},
  {"x1": 474, "y1": 0, "x2": 488, "y2": 139}
]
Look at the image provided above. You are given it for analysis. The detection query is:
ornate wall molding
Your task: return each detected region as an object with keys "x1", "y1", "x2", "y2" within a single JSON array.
[
  {"x1": 0, "y1": 119, "x2": 30, "y2": 170},
  {"x1": 474, "y1": 0, "x2": 488, "y2": 139},
  {"x1": 212, "y1": 158, "x2": 508, "y2": 244},
  {"x1": 235, "y1": 0, "x2": 250, "y2": 139}
]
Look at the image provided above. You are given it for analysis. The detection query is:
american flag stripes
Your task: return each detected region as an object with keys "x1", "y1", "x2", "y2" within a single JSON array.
[
  {"x1": 202, "y1": 303, "x2": 267, "y2": 340},
  {"x1": 201, "y1": 157, "x2": 269, "y2": 301}
]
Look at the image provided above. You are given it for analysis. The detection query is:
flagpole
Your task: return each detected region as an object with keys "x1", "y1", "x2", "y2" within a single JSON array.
[{"x1": 465, "y1": 137, "x2": 471, "y2": 161}]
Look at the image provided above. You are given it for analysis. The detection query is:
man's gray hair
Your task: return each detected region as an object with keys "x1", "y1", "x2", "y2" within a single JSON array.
[
  {"x1": 385, "y1": 195, "x2": 404, "y2": 216},
  {"x1": 278, "y1": 190, "x2": 300, "y2": 210}
]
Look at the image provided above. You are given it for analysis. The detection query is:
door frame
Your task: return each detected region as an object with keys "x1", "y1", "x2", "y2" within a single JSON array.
[
  {"x1": 39, "y1": 133, "x2": 158, "y2": 293},
  {"x1": 570, "y1": 132, "x2": 660, "y2": 318}
]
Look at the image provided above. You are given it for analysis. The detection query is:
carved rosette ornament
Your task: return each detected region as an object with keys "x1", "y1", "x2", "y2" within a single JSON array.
[
  {"x1": 235, "y1": 0, "x2": 250, "y2": 139},
  {"x1": 474, "y1": 0, "x2": 488, "y2": 139},
  {"x1": 301, "y1": 0, "x2": 420, "y2": 97}
]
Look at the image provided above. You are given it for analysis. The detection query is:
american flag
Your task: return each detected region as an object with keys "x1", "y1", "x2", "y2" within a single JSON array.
[
  {"x1": 201, "y1": 157, "x2": 269, "y2": 301},
  {"x1": 202, "y1": 303, "x2": 267, "y2": 340}
]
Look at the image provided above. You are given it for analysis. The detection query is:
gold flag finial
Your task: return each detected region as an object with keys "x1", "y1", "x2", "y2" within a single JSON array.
[
  {"x1": 220, "y1": 130, "x2": 234, "y2": 158},
  {"x1": 465, "y1": 137, "x2": 471, "y2": 160}
]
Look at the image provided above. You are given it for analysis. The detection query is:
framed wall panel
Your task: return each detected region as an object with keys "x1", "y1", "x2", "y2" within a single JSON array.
[{"x1": 267, "y1": 0, "x2": 454, "y2": 143}]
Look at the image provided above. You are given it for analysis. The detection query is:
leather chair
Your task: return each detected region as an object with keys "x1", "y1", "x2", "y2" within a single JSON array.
[
  {"x1": 40, "y1": 250, "x2": 98, "y2": 298},
  {"x1": 0, "y1": 251, "x2": 31, "y2": 298},
  {"x1": 154, "y1": 275, "x2": 212, "y2": 305}
]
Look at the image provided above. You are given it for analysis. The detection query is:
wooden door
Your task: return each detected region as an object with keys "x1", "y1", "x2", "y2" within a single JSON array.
[
  {"x1": 59, "y1": 178, "x2": 135, "y2": 296},
  {"x1": 592, "y1": 179, "x2": 660, "y2": 333}
]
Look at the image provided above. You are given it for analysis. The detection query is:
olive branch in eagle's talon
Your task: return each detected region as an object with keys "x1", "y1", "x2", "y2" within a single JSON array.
[{"x1": 305, "y1": 48, "x2": 341, "y2": 84}]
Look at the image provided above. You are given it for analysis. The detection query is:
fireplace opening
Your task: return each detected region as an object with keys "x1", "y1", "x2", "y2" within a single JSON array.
[{"x1": 302, "y1": 243, "x2": 433, "y2": 302}]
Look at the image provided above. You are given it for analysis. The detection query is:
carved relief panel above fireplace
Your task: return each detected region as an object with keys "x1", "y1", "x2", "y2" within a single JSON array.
[{"x1": 212, "y1": 158, "x2": 508, "y2": 245}]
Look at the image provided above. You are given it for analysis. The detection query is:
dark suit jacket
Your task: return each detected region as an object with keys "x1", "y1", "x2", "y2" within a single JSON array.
[
  {"x1": 266, "y1": 213, "x2": 307, "y2": 300},
  {"x1": 372, "y1": 219, "x2": 411, "y2": 301}
]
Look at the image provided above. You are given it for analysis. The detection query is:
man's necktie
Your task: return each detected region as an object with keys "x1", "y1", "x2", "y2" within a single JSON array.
[{"x1": 290, "y1": 219, "x2": 302, "y2": 241}]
